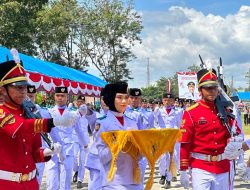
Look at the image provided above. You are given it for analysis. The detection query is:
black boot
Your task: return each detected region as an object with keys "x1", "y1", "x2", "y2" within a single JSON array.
[
  {"x1": 164, "y1": 181, "x2": 171, "y2": 189},
  {"x1": 77, "y1": 181, "x2": 84, "y2": 189},
  {"x1": 159, "y1": 175, "x2": 166, "y2": 185},
  {"x1": 73, "y1": 171, "x2": 78, "y2": 183}
]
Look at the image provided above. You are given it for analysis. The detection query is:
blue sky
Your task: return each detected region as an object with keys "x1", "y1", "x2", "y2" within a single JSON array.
[
  {"x1": 124, "y1": 0, "x2": 250, "y2": 89},
  {"x1": 87, "y1": 0, "x2": 250, "y2": 90},
  {"x1": 134, "y1": 0, "x2": 250, "y2": 16}
]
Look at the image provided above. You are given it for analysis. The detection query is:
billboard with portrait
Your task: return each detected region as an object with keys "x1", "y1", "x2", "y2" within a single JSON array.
[{"x1": 177, "y1": 72, "x2": 200, "y2": 100}]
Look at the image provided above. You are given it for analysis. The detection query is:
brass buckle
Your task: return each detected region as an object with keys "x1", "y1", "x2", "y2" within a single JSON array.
[
  {"x1": 11, "y1": 173, "x2": 17, "y2": 182},
  {"x1": 204, "y1": 155, "x2": 208, "y2": 161},
  {"x1": 20, "y1": 174, "x2": 28, "y2": 182},
  {"x1": 211, "y1": 155, "x2": 217, "y2": 162}
]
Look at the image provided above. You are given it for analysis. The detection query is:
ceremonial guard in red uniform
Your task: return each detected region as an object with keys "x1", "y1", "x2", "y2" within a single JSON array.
[
  {"x1": 179, "y1": 68, "x2": 241, "y2": 190},
  {"x1": 0, "y1": 55, "x2": 56, "y2": 190}
]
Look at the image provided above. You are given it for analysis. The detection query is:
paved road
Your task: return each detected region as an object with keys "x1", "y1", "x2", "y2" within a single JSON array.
[
  {"x1": 41, "y1": 137, "x2": 250, "y2": 190},
  {"x1": 40, "y1": 165, "x2": 250, "y2": 190}
]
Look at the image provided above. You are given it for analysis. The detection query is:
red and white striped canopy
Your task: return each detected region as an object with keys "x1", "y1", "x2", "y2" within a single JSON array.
[{"x1": 26, "y1": 71, "x2": 101, "y2": 97}]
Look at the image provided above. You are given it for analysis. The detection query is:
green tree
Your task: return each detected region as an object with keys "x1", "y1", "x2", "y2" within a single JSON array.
[
  {"x1": 0, "y1": 0, "x2": 48, "y2": 55},
  {"x1": 142, "y1": 65, "x2": 201, "y2": 99},
  {"x1": 79, "y1": 0, "x2": 143, "y2": 82},
  {"x1": 141, "y1": 85, "x2": 159, "y2": 100},
  {"x1": 188, "y1": 64, "x2": 200, "y2": 72},
  {"x1": 35, "y1": 0, "x2": 88, "y2": 69},
  {"x1": 245, "y1": 68, "x2": 250, "y2": 91}
]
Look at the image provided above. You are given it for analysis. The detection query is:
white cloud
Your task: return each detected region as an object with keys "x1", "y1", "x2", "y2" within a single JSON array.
[{"x1": 128, "y1": 5, "x2": 250, "y2": 89}]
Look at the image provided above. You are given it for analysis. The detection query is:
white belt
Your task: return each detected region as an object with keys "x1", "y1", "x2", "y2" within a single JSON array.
[
  {"x1": 0, "y1": 169, "x2": 36, "y2": 183},
  {"x1": 191, "y1": 152, "x2": 224, "y2": 162}
]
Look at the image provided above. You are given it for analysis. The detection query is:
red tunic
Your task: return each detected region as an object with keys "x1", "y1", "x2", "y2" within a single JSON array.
[
  {"x1": 180, "y1": 99, "x2": 240, "y2": 174},
  {"x1": 0, "y1": 103, "x2": 51, "y2": 190}
]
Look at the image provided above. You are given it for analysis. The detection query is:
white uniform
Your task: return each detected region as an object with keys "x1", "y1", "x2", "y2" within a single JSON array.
[
  {"x1": 85, "y1": 111, "x2": 106, "y2": 190},
  {"x1": 73, "y1": 110, "x2": 90, "y2": 183},
  {"x1": 183, "y1": 91, "x2": 200, "y2": 100},
  {"x1": 45, "y1": 105, "x2": 85, "y2": 190},
  {"x1": 140, "y1": 108, "x2": 155, "y2": 129},
  {"x1": 125, "y1": 106, "x2": 144, "y2": 129},
  {"x1": 96, "y1": 111, "x2": 141, "y2": 189},
  {"x1": 230, "y1": 108, "x2": 244, "y2": 190},
  {"x1": 157, "y1": 106, "x2": 183, "y2": 180}
]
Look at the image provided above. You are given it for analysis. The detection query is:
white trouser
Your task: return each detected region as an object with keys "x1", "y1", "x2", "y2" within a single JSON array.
[
  {"x1": 73, "y1": 143, "x2": 88, "y2": 182},
  {"x1": 102, "y1": 184, "x2": 141, "y2": 190},
  {"x1": 46, "y1": 155, "x2": 74, "y2": 190},
  {"x1": 192, "y1": 168, "x2": 229, "y2": 190},
  {"x1": 229, "y1": 161, "x2": 235, "y2": 190},
  {"x1": 173, "y1": 142, "x2": 180, "y2": 170},
  {"x1": 36, "y1": 162, "x2": 45, "y2": 186},
  {"x1": 139, "y1": 157, "x2": 147, "y2": 190},
  {"x1": 158, "y1": 153, "x2": 172, "y2": 181},
  {"x1": 88, "y1": 169, "x2": 102, "y2": 190}
]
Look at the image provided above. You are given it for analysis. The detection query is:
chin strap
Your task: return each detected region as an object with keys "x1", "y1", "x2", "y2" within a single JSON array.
[{"x1": 4, "y1": 85, "x2": 20, "y2": 106}]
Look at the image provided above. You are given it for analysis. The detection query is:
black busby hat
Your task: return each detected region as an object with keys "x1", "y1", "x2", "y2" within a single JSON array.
[
  {"x1": 27, "y1": 85, "x2": 36, "y2": 93},
  {"x1": 0, "y1": 61, "x2": 28, "y2": 87},
  {"x1": 187, "y1": 81, "x2": 195, "y2": 86},
  {"x1": 103, "y1": 82, "x2": 128, "y2": 112},
  {"x1": 0, "y1": 48, "x2": 29, "y2": 87},
  {"x1": 55, "y1": 86, "x2": 68, "y2": 93},
  {"x1": 129, "y1": 88, "x2": 142, "y2": 96},
  {"x1": 162, "y1": 93, "x2": 174, "y2": 99},
  {"x1": 197, "y1": 68, "x2": 218, "y2": 88},
  {"x1": 77, "y1": 94, "x2": 85, "y2": 101}
]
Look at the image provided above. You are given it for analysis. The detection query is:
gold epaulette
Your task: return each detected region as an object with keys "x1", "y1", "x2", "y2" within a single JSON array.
[{"x1": 186, "y1": 103, "x2": 199, "y2": 111}]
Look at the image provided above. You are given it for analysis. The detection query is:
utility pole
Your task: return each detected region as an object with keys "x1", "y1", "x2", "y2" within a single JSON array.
[
  {"x1": 246, "y1": 68, "x2": 250, "y2": 90},
  {"x1": 147, "y1": 57, "x2": 150, "y2": 87},
  {"x1": 231, "y1": 76, "x2": 233, "y2": 89}
]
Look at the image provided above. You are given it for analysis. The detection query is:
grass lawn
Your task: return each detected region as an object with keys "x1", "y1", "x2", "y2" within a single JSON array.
[{"x1": 241, "y1": 114, "x2": 250, "y2": 135}]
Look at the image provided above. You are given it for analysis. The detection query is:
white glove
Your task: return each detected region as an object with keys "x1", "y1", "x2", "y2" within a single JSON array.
[
  {"x1": 238, "y1": 163, "x2": 250, "y2": 182},
  {"x1": 62, "y1": 112, "x2": 79, "y2": 127},
  {"x1": 79, "y1": 104, "x2": 87, "y2": 116},
  {"x1": 43, "y1": 143, "x2": 61, "y2": 157},
  {"x1": 223, "y1": 137, "x2": 243, "y2": 160},
  {"x1": 180, "y1": 170, "x2": 190, "y2": 189},
  {"x1": 230, "y1": 135, "x2": 244, "y2": 142}
]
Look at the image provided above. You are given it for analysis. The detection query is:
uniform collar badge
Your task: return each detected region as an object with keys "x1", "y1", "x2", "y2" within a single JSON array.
[{"x1": 198, "y1": 117, "x2": 207, "y2": 125}]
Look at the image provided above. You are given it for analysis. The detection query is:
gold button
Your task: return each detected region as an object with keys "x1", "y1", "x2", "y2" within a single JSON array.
[
  {"x1": 26, "y1": 165, "x2": 29, "y2": 169},
  {"x1": 215, "y1": 142, "x2": 217, "y2": 145},
  {"x1": 214, "y1": 132, "x2": 216, "y2": 134},
  {"x1": 23, "y1": 139, "x2": 25, "y2": 142},
  {"x1": 213, "y1": 121, "x2": 215, "y2": 124},
  {"x1": 25, "y1": 152, "x2": 28, "y2": 155},
  {"x1": 21, "y1": 174, "x2": 28, "y2": 181},
  {"x1": 211, "y1": 156, "x2": 217, "y2": 162}
]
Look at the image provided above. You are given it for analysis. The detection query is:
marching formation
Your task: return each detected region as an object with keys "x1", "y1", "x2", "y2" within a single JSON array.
[{"x1": 0, "y1": 50, "x2": 250, "y2": 190}]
